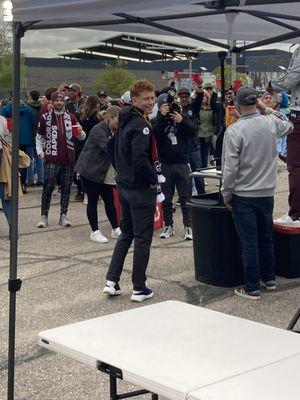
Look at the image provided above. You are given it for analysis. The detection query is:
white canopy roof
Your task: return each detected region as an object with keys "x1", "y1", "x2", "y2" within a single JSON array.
[{"x1": 10, "y1": 1, "x2": 300, "y2": 48}]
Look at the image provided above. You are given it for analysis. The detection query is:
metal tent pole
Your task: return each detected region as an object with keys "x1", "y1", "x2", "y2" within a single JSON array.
[
  {"x1": 287, "y1": 308, "x2": 300, "y2": 332},
  {"x1": 7, "y1": 21, "x2": 24, "y2": 400},
  {"x1": 239, "y1": 28, "x2": 300, "y2": 51},
  {"x1": 231, "y1": 40, "x2": 237, "y2": 83},
  {"x1": 204, "y1": 0, "x2": 300, "y2": 8},
  {"x1": 214, "y1": 51, "x2": 227, "y2": 169},
  {"x1": 219, "y1": 51, "x2": 227, "y2": 102}
]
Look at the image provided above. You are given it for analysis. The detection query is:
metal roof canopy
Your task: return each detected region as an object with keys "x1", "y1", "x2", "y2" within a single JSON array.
[
  {"x1": 57, "y1": 48, "x2": 292, "y2": 73},
  {"x1": 7, "y1": 2, "x2": 300, "y2": 400},
  {"x1": 63, "y1": 43, "x2": 166, "y2": 62},
  {"x1": 70, "y1": 34, "x2": 200, "y2": 61},
  {"x1": 60, "y1": 51, "x2": 124, "y2": 61},
  {"x1": 104, "y1": 33, "x2": 200, "y2": 51}
]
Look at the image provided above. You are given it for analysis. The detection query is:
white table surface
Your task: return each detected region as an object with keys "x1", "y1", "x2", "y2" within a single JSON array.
[
  {"x1": 188, "y1": 354, "x2": 300, "y2": 400},
  {"x1": 38, "y1": 301, "x2": 300, "y2": 400}
]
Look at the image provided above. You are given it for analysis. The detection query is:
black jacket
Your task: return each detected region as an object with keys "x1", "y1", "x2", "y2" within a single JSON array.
[
  {"x1": 75, "y1": 121, "x2": 113, "y2": 183},
  {"x1": 183, "y1": 91, "x2": 203, "y2": 127},
  {"x1": 182, "y1": 91, "x2": 203, "y2": 152},
  {"x1": 210, "y1": 91, "x2": 218, "y2": 114},
  {"x1": 75, "y1": 113, "x2": 101, "y2": 157},
  {"x1": 152, "y1": 112, "x2": 196, "y2": 164},
  {"x1": 65, "y1": 97, "x2": 85, "y2": 118},
  {"x1": 114, "y1": 106, "x2": 157, "y2": 189}
]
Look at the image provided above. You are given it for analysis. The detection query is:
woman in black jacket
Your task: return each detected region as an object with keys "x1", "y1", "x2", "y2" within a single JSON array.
[
  {"x1": 76, "y1": 106, "x2": 121, "y2": 243},
  {"x1": 75, "y1": 95, "x2": 101, "y2": 201}
]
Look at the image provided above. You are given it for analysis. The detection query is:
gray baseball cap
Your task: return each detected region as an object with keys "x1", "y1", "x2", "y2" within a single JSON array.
[
  {"x1": 236, "y1": 86, "x2": 258, "y2": 106},
  {"x1": 157, "y1": 93, "x2": 169, "y2": 109}
]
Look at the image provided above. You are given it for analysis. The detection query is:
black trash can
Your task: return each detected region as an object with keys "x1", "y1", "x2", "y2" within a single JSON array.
[
  {"x1": 273, "y1": 224, "x2": 300, "y2": 278},
  {"x1": 187, "y1": 172, "x2": 243, "y2": 287}
]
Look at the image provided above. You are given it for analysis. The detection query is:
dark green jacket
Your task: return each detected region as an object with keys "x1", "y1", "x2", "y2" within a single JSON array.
[{"x1": 28, "y1": 100, "x2": 42, "y2": 135}]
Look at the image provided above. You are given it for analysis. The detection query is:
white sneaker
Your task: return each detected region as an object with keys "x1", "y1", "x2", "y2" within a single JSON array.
[
  {"x1": 90, "y1": 230, "x2": 108, "y2": 243},
  {"x1": 159, "y1": 226, "x2": 175, "y2": 238},
  {"x1": 103, "y1": 281, "x2": 122, "y2": 296},
  {"x1": 130, "y1": 287, "x2": 154, "y2": 302},
  {"x1": 184, "y1": 226, "x2": 193, "y2": 240},
  {"x1": 111, "y1": 227, "x2": 121, "y2": 239},
  {"x1": 36, "y1": 215, "x2": 48, "y2": 228},
  {"x1": 58, "y1": 214, "x2": 72, "y2": 227},
  {"x1": 274, "y1": 214, "x2": 300, "y2": 227}
]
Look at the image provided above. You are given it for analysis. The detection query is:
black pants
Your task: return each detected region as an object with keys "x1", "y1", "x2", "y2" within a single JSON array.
[
  {"x1": 74, "y1": 143, "x2": 84, "y2": 194},
  {"x1": 41, "y1": 163, "x2": 74, "y2": 217},
  {"x1": 288, "y1": 113, "x2": 300, "y2": 219},
  {"x1": 106, "y1": 186, "x2": 156, "y2": 291},
  {"x1": 19, "y1": 145, "x2": 34, "y2": 186},
  {"x1": 81, "y1": 176, "x2": 118, "y2": 231},
  {"x1": 161, "y1": 163, "x2": 191, "y2": 227}
]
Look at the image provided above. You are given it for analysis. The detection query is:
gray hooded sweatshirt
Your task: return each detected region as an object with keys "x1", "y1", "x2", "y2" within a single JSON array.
[
  {"x1": 271, "y1": 46, "x2": 300, "y2": 110},
  {"x1": 222, "y1": 108, "x2": 293, "y2": 203}
]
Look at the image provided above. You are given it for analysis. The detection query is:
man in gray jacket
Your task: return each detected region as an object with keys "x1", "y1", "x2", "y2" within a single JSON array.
[{"x1": 222, "y1": 87, "x2": 293, "y2": 300}]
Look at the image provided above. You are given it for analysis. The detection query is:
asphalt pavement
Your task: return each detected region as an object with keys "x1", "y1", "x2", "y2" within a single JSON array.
[{"x1": 0, "y1": 164, "x2": 299, "y2": 400}]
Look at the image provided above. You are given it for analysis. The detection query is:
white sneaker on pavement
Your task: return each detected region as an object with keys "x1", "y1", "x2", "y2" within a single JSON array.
[
  {"x1": 159, "y1": 226, "x2": 175, "y2": 238},
  {"x1": 184, "y1": 226, "x2": 193, "y2": 240},
  {"x1": 111, "y1": 227, "x2": 121, "y2": 239},
  {"x1": 103, "y1": 281, "x2": 122, "y2": 296},
  {"x1": 58, "y1": 214, "x2": 72, "y2": 227},
  {"x1": 130, "y1": 287, "x2": 154, "y2": 302},
  {"x1": 90, "y1": 230, "x2": 108, "y2": 243},
  {"x1": 36, "y1": 215, "x2": 48, "y2": 228}
]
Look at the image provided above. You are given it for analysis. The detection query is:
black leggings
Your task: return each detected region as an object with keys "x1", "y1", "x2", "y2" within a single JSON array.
[{"x1": 80, "y1": 176, "x2": 118, "y2": 231}]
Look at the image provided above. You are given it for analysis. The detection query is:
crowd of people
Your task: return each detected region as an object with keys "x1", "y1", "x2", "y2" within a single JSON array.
[{"x1": 0, "y1": 67, "x2": 297, "y2": 301}]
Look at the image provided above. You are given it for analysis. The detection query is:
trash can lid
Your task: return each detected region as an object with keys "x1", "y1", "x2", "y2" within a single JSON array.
[
  {"x1": 187, "y1": 198, "x2": 226, "y2": 209},
  {"x1": 273, "y1": 224, "x2": 300, "y2": 235},
  {"x1": 189, "y1": 198, "x2": 219, "y2": 206}
]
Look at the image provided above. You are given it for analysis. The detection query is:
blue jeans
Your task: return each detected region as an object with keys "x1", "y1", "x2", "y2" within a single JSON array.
[
  {"x1": 27, "y1": 147, "x2": 44, "y2": 185},
  {"x1": 189, "y1": 149, "x2": 205, "y2": 194},
  {"x1": 190, "y1": 141, "x2": 212, "y2": 195},
  {"x1": 0, "y1": 182, "x2": 11, "y2": 225},
  {"x1": 199, "y1": 138, "x2": 211, "y2": 170},
  {"x1": 232, "y1": 195, "x2": 275, "y2": 292}
]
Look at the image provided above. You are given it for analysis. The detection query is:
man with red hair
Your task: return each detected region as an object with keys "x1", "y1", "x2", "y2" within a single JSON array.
[{"x1": 103, "y1": 80, "x2": 157, "y2": 302}]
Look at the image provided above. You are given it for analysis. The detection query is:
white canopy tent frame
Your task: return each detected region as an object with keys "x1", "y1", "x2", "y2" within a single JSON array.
[{"x1": 7, "y1": 1, "x2": 300, "y2": 399}]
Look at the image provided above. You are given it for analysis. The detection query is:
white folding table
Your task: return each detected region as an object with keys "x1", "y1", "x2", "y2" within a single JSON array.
[
  {"x1": 187, "y1": 354, "x2": 300, "y2": 400},
  {"x1": 38, "y1": 301, "x2": 300, "y2": 400}
]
